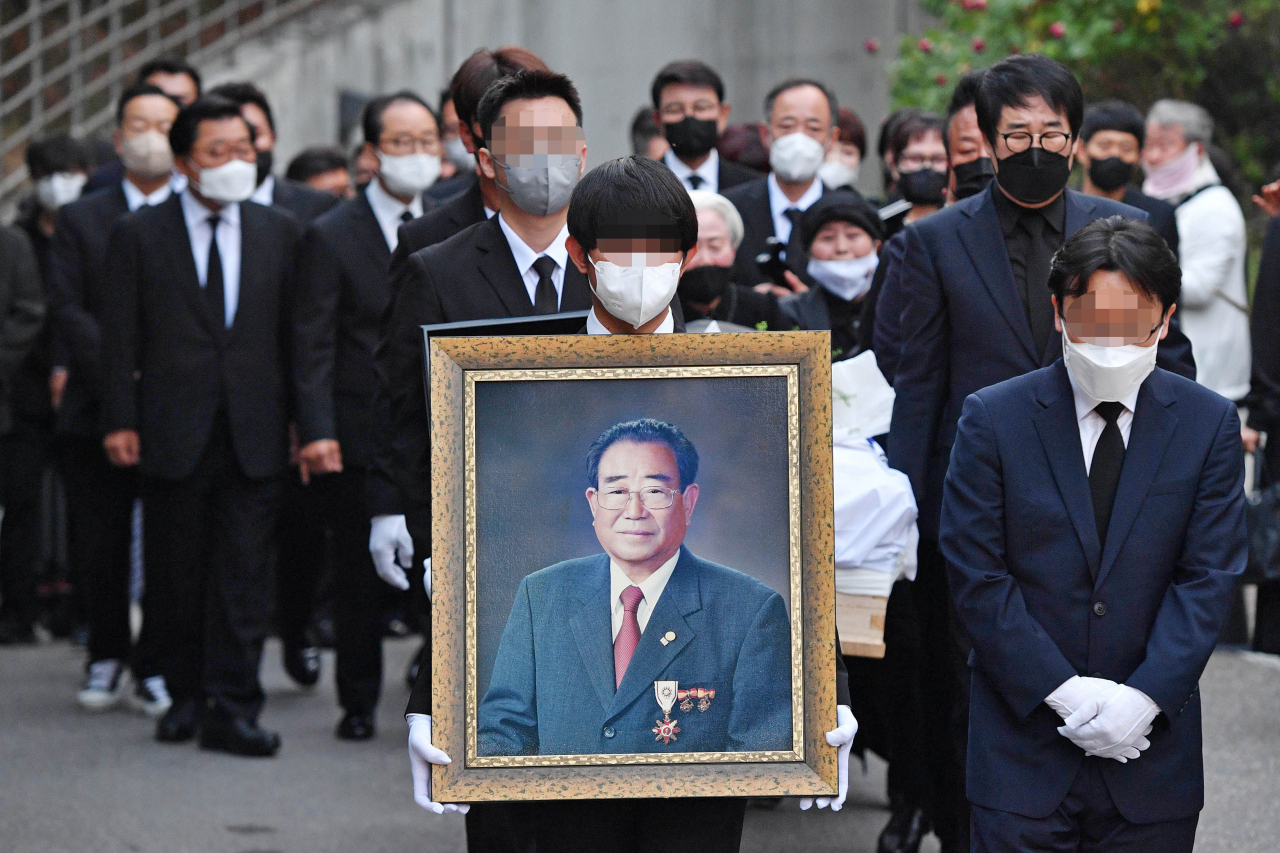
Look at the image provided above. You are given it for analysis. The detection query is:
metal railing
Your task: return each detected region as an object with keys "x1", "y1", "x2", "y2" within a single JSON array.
[{"x1": 1, "y1": 0, "x2": 324, "y2": 206}]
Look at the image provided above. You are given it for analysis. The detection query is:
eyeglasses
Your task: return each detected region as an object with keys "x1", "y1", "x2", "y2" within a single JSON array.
[
  {"x1": 1065, "y1": 319, "x2": 1163, "y2": 347},
  {"x1": 998, "y1": 131, "x2": 1073, "y2": 155},
  {"x1": 897, "y1": 154, "x2": 949, "y2": 170},
  {"x1": 659, "y1": 101, "x2": 721, "y2": 122},
  {"x1": 380, "y1": 135, "x2": 438, "y2": 155},
  {"x1": 594, "y1": 486, "x2": 680, "y2": 511}
]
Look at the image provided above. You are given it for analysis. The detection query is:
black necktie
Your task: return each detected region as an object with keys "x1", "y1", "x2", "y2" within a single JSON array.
[
  {"x1": 1089, "y1": 401, "x2": 1127, "y2": 557},
  {"x1": 401, "y1": 210, "x2": 414, "y2": 223},
  {"x1": 532, "y1": 255, "x2": 558, "y2": 314},
  {"x1": 688, "y1": 174, "x2": 704, "y2": 190},
  {"x1": 205, "y1": 214, "x2": 225, "y2": 329},
  {"x1": 784, "y1": 208, "x2": 805, "y2": 267},
  {"x1": 1020, "y1": 213, "x2": 1054, "y2": 361}
]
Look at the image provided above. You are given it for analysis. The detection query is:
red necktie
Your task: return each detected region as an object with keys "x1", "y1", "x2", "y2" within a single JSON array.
[{"x1": 614, "y1": 585, "x2": 644, "y2": 689}]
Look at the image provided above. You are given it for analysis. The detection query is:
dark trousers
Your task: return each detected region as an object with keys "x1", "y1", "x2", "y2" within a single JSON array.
[
  {"x1": 0, "y1": 423, "x2": 48, "y2": 627},
  {"x1": 464, "y1": 803, "x2": 537, "y2": 853},
  {"x1": 970, "y1": 760, "x2": 1198, "y2": 852},
  {"x1": 60, "y1": 434, "x2": 154, "y2": 672},
  {"x1": 141, "y1": 418, "x2": 282, "y2": 720},
  {"x1": 1254, "y1": 448, "x2": 1280, "y2": 654},
  {"x1": 277, "y1": 467, "x2": 384, "y2": 713},
  {"x1": 532, "y1": 798, "x2": 747, "y2": 853}
]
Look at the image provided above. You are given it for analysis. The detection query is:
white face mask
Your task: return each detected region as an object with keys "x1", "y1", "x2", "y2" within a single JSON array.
[
  {"x1": 444, "y1": 136, "x2": 476, "y2": 172},
  {"x1": 1061, "y1": 329, "x2": 1158, "y2": 402},
  {"x1": 818, "y1": 159, "x2": 859, "y2": 190},
  {"x1": 378, "y1": 151, "x2": 442, "y2": 198},
  {"x1": 769, "y1": 132, "x2": 826, "y2": 183},
  {"x1": 35, "y1": 172, "x2": 86, "y2": 211},
  {"x1": 589, "y1": 259, "x2": 682, "y2": 328},
  {"x1": 194, "y1": 159, "x2": 258, "y2": 203},
  {"x1": 121, "y1": 131, "x2": 175, "y2": 180},
  {"x1": 807, "y1": 253, "x2": 879, "y2": 302}
]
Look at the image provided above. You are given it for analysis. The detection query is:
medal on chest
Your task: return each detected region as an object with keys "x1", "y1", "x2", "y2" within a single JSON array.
[{"x1": 652, "y1": 680, "x2": 680, "y2": 743}]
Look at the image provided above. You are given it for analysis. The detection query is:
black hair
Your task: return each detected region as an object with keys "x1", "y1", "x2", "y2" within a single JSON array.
[
  {"x1": 878, "y1": 107, "x2": 921, "y2": 161},
  {"x1": 361, "y1": 90, "x2": 435, "y2": 146},
  {"x1": 630, "y1": 106, "x2": 663, "y2": 156},
  {"x1": 285, "y1": 146, "x2": 350, "y2": 182},
  {"x1": 169, "y1": 96, "x2": 252, "y2": 158},
  {"x1": 207, "y1": 81, "x2": 275, "y2": 132},
  {"x1": 586, "y1": 418, "x2": 699, "y2": 490},
  {"x1": 25, "y1": 134, "x2": 90, "y2": 179},
  {"x1": 137, "y1": 56, "x2": 202, "y2": 94},
  {"x1": 763, "y1": 78, "x2": 838, "y2": 128},
  {"x1": 449, "y1": 47, "x2": 549, "y2": 131},
  {"x1": 116, "y1": 81, "x2": 182, "y2": 125},
  {"x1": 975, "y1": 54, "x2": 1083, "y2": 150},
  {"x1": 1080, "y1": 99, "x2": 1146, "y2": 147},
  {"x1": 799, "y1": 190, "x2": 883, "y2": 248},
  {"x1": 890, "y1": 111, "x2": 945, "y2": 162},
  {"x1": 835, "y1": 107, "x2": 866, "y2": 157},
  {"x1": 650, "y1": 60, "x2": 725, "y2": 111},
  {"x1": 476, "y1": 70, "x2": 583, "y2": 145},
  {"x1": 943, "y1": 70, "x2": 986, "y2": 152},
  {"x1": 1048, "y1": 215, "x2": 1180, "y2": 316},
  {"x1": 567, "y1": 156, "x2": 698, "y2": 254}
]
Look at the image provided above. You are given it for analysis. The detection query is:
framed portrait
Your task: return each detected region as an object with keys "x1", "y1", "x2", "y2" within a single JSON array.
[{"x1": 428, "y1": 331, "x2": 838, "y2": 801}]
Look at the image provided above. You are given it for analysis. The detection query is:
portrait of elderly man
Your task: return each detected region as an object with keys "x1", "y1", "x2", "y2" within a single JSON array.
[{"x1": 477, "y1": 417, "x2": 793, "y2": 757}]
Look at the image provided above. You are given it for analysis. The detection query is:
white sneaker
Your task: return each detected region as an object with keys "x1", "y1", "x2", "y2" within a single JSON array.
[
  {"x1": 77, "y1": 659, "x2": 125, "y2": 711},
  {"x1": 130, "y1": 675, "x2": 173, "y2": 718}
]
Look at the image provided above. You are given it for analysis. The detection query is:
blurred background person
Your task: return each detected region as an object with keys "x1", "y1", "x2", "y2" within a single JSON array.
[
  {"x1": 629, "y1": 105, "x2": 668, "y2": 159},
  {"x1": 880, "y1": 111, "x2": 947, "y2": 240},
  {"x1": 876, "y1": 107, "x2": 922, "y2": 202},
  {"x1": 286, "y1": 147, "x2": 355, "y2": 198},
  {"x1": 650, "y1": 60, "x2": 757, "y2": 194},
  {"x1": 716, "y1": 122, "x2": 769, "y2": 174},
  {"x1": 819, "y1": 106, "x2": 867, "y2": 193}
]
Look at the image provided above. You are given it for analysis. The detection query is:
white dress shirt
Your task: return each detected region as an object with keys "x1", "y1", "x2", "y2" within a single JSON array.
[
  {"x1": 609, "y1": 551, "x2": 681, "y2": 640},
  {"x1": 121, "y1": 177, "x2": 172, "y2": 212},
  {"x1": 1068, "y1": 370, "x2": 1138, "y2": 475},
  {"x1": 249, "y1": 173, "x2": 275, "y2": 207},
  {"x1": 497, "y1": 213, "x2": 569, "y2": 309},
  {"x1": 586, "y1": 306, "x2": 675, "y2": 335},
  {"x1": 180, "y1": 190, "x2": 241, "y2": 328},
  {"x1": 664, "y1": 148, "x2": 721, "y2": 193},
  {"x1": 767, "y1": 172, "x2": 824, "y2": 248},
  {"x1": 366, "y1": 178, "x2": 425, "y2": 252}
]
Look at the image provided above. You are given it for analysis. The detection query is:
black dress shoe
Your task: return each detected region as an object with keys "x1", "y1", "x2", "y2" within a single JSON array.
[
  {"x1": 156, "y1": 698, "x2": 201, "y2": 743},
  {"x1": 877, "y1": 804, "x2": 929, "y2": 853},
  {"x1": 199, "y1": 713, "x2": 281, "y2": 757},
  {"x1": 336, "y1": 711, "x2": 375, "y2": 741},
  {"x1": 283, "y1": 642, "x2": 321, "y2": 687}
]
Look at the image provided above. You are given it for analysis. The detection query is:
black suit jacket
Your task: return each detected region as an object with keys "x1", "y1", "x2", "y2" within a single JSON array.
[
  {"x1": 101, "y1": 195, "x2": 301, "y2": 480},
  {"x1": 723, "y1": 176, "x2": 819, "y2": 286},
  {"x1": 270, "y1": 178, "x2": 341, "y2": 225},
  {"x1": 1246, "y1": 215, "x2": 1280, "y2": 432},
  {"x1": 294, "y1": 192, "x2": 394, "y2": 468},
  {"x1": 716, "y1": 157, "x2": 761, "y2": 192},
  {"x1": 0, "y1": 225, "x2": 44, "y2": 435},
  {"x1": 1122, "y1": 187, "x2": 1179, "y2": 257},
  {"x1": 388, "y1": 180, "x2": 487, "y2": 287},
  {"x1": 47, "y1": 185, "x2": 130, "y2": 436}
]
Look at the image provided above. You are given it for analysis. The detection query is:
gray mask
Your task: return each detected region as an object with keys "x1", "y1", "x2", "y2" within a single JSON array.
[{"x1": 496, "y1": 155, "x2": 582, "y2": 216}]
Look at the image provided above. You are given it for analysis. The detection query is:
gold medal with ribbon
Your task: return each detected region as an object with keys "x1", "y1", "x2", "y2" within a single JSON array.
[
  {"x1": 678, "y1": 686, "x2": 716, "y2": 713},
  {"x1": 652, "y1": 680, "x2": 680, "y2": 743}
]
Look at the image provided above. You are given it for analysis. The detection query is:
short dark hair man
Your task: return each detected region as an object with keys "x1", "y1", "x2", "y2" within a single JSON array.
[
  {"x1": 138, "y1": 56, "x2": 201, "y2": 105},
  {"x1": 942, "y1": 216, "x2": 1244, "y2": 851},
  {"x1": 649, "y1": 60, "x2": 759, "y2": 194},
  {"x1": 285, "y1": 146, "x2": 352, "y2": 197}
]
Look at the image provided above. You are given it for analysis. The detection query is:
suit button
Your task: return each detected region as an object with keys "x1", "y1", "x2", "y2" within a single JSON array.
[
  {"x1": 1093, "y1": 602, "x2": 1107, "y2": 617},
  {"x1": 603, "y1": 726, "x2": 615, "y2": 739}
]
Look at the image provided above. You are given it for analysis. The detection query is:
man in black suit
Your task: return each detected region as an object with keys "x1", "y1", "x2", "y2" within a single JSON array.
[
  {"x1": 101, "y1": 97, "x2": 303, "y2": 758},
  {"x1": 886, "y1": 55, "x2": 1197, "y2": 853},
  {"x1": 650, "y1": 60, "x2": 760, "y2": 195},
  {"x1": 1076, "y1": 100, "x2": 1180, "y2": 256},
  {"x1": 48, "y1": 82, "x2": 182, "y2": 713},
  {"x1": 725, "y1": 79, "x2": 840, "y2": 288}
]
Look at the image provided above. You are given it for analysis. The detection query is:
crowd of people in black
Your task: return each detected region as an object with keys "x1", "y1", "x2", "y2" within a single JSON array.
[{"x1": 0, "y1": 41, "x2": 1275, "y2": 853}]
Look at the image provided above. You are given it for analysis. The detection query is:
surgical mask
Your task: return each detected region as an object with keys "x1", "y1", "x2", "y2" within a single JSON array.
[
  {"x1": 807, "y1": 254, "x2": 879, "y2": 302},
  {"x1": 951, "y1": 157, "x2": 995, "y2": 200},
  {"x1": 1142, "y1": 143, "x2": 1200, "y2": 200},
  {"x1": 496, "y1": 155, "x2": 582, "y2": 216},
  {"x1": 897, "y1": 168, "x2": 947, "y2": 206},
  {"x1": 378, "y1": 151, "x2": 441, "y2": 198},
  {"x1": 194, "y1": 159, "x2": 258, "y2": 203},
  {"x1": 255, "y1": 149, "x2": 274, "y2": 187},
  {"x1": 995, "y1": 147, "x2": 1071, "y2": 205},
  {"x1": 663, "y1": 117, "x2": 719, "y2": 160},
  {"x1": 1061, "y1": 329, "x2": 1158, "y2": 402},
  {"x1": 35, "y1": 172, "x2": 86, "y2": 211},
  {"x1": 1087, "y1": 156, "x2": 1136, "y2": 193},
  {"x1": 769, "y1": 132, "x2": 826, "y2": 183},
  {"x1": 590, "y1": 258, "x2": 682, "y2": 328},
  {"x1": 818, "y1": 159, "x2": 859, "y2": 190},
  {"x1": 444, "y1": 136, "x2": 476, "y2": 172},
  {"x1": 679, "y1": 264, "x2": 731, "y2": 305},
  {"x1": 121, "y1": 131, "x2": 174, "y2": 180}
]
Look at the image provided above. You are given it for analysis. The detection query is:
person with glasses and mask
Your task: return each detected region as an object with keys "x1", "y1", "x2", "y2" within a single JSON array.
[
  {"x1": 886, "y1": 55, "x2": 1197, "y2": 853},
  {"x1": 942, "y1": 216, "x2": 1244, "y2": 853},
  {"x1": 650, "y1": 60, "x2": 760, "y2": 195}
]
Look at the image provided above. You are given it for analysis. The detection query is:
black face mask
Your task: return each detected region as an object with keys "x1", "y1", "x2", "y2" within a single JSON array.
[
  {"x1": 952, "y1": 157, "x2": 995, "y2": 200},
  {"x1": 1087, "y1": 156, "x2": 1136, "y2": 193},
  {"x1": 256, "y1": 149, "x2": 274, "y2": 187},
  {"x1": 679, "y1": 264, "x2": 731, "y2": 306},
  {"x1": 663, "y1": 117, "x2": 720, "y2": 160},
  {"x1": 897, "y1": 168, "x2": 948, "y2": 206},
  {"x1": 995, "y1": 147, "x2": 1071, "y2": 206}
]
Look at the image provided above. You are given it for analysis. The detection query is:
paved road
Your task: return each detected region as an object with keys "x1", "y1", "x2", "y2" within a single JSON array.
[{"x1": 1, "y1": 637, "x2": 1276, "y2": 852}]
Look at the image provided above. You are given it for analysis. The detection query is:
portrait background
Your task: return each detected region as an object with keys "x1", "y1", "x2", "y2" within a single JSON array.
[{"x1": 473, "y1": 374, "x2": 791, "y2": 697}]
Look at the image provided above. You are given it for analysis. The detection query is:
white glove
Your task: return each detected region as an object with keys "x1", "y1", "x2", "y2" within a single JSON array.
[
  {"x1": 407, "y1": 713, "x2": 470, "y2": 815},
  {"x1": 370, "y1": 514, "x2": 413, "y2": 590},
  {"x1": 800, "y1": 704, "x2": 857, "y2": 811},
  {"x1": 423, "y1": 558, "x2": 431, "y2": 599},
  {"x1": 1044, "y1": 675, "x2": 1120, "y2": 720},
  {"x1": 1058, "y1": 684, "x2": 1160, "y2": 763}
]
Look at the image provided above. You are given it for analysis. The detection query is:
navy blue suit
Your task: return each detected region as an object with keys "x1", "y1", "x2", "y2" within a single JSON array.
[{"x1": 940, "y1": 362, "x2": 1245, "y2": 829}]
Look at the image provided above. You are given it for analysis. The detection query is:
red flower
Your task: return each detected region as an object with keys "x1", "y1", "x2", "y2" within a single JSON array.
[
  {"x1": 1009, "y1": 44, "x2": 1022, "y2": 54},
  {"x1": 864, "y1": 38, "x2": 880, "y2": 53},
  {"x1": 971, "y1": 37, "x2": 986, "y2": 52},
  {"x1": 1049, "y1": 21, "x2": 1066, "y2": 38},
  {"x1": 918, "y1": 37, "x2": 934, "y2": 53},
  {"x1": 1228, "y1": 10, "x2": 1244, "y2": 28},
  {"x1": 1112, "y1": 19, "x2": 1126, "y2": 33},
  {"x1": 962, "y1": 0, "x2": 987, "y2": 9},
  {"x1": 935, "y1": 74, "x2": 949, "y2": 86}
]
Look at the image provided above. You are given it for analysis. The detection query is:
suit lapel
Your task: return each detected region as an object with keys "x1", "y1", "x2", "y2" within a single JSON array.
[
  {"x1": 228, "y1": 202, "x2": 268, "y2": 339},
  {"x1": 474, "y1": 218, "x2": 535, "y2": 315},
  {"x1": 1032, "y1": 362, "x2": 1101, "y2": 574},
  {"x1": 161, "y1": 196, "x2": 219, "y2": 337},
  {"x1": 1095, "y1": 374, "x2": 1178, "y2": 588},
  {"x1": 1064, "y1": 190, "x2": 1098, "y2": 239},
  {"x1": 352, "y1": 193, "x2": 392, "y2": 267},
  {"x1": 957, "y1": 187, "x2": 1038, "y2": 362},
  {"x1": 569, "y1": 556, "x2": 617, "y2": 713},
  {"x1": 561, "y1": 265, "x2": 593, "y2": 311}
]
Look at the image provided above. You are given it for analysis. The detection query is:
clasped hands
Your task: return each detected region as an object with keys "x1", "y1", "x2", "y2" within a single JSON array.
[{"x1": 1046, "y1": 675, "x2": 1160, "y2": 763}]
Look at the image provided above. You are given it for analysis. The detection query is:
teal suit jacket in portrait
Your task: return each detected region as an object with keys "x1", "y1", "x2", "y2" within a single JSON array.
[{"x1": 478, "y1": 546, "x2": 794, "y2": 756}]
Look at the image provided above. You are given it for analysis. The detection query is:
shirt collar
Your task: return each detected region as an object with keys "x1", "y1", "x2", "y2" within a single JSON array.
[
  {"x1": 586, "y1": 305, "x2": 676, "y2": 335},
  {"x1": 992, "y1": 182, "x2": 1066, "y2": 237},
  {"x1": 609, "y1": 550, "x2": 682, "y2": 613},
  {"x1": 121, "y1": 177, "x2": 172, "y2": 211},
  {"x1": 1067, "y1": 362, "x2": 1141, "y2": 424},
  {"x1": 496, "y1": 213, "x2": 569, "y2": 277},
  {"x1": 366, "y1": 177, "x2": 425, "y2": 223},
  {"x1": 249, "y1": 174, "x2": 275, "y2": 207},
  {"x1": 663, "y1": 148, "x2": 719, "y2": 187},
  {"x1": 767, "y1": 171, "x2": 824, "y2": 215},
  {"x1": 180, "y1": 188, "x2": 239, "y2": 228}
]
